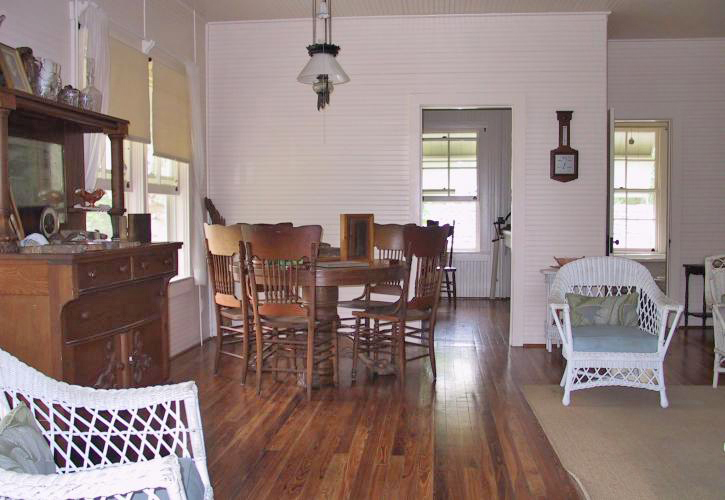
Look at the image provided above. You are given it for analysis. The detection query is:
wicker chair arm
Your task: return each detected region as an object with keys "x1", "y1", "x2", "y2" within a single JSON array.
[
  {"x1": 713, "y1": 304, "x2": 725, "y2": 325},
  {"x1": 0, "y1": 455, "x2": 187, "y2": 500},
  {"x1": 0, "y1": 349, "x2": 200, "y2": 411},
  {"x1": 548, "y1": 301, "x2": 568, "y2": 312},
  {"x1": 652, "y1": 292, "x2": 683, "y2": 315},
  {"x1": 548, "y1": 301, "x2": 572, "y2": 351}
]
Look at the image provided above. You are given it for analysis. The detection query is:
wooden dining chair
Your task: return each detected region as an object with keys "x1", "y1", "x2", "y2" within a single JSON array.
[
  {"x1": 204, "y1": 223, "x2": 255, "y2": 384},
  {"x1": 243, "y1": 224, "x2": 338, "y2": 400},
  {"x1": 426, "y1": 219, "x2": 457, "y2": 307},
  {"x1": 339, "y1": 223, "x2": 412, "y2": 310},
  {"x1": 338, "y1": 223, "x2": 414, "y2": 358},
  {"x1": 352, "y1": 224, "x2": 449, "y2": 383},
  {"x1": 204, "y1": 197, "x2": 226, "y2": 225}
]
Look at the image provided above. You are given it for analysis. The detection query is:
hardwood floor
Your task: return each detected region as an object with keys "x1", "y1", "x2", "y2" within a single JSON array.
[{"x1": 170, "y1": 299, "x2": 715, "y2": 499}]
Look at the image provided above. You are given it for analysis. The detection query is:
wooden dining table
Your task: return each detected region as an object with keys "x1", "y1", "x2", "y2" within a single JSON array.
[
  {"x1": 234, "y1": 258, "x2": 408, "y2": 385},
  {"x1": 309, "y1": 259, "x2": 407, "y2": 319}
]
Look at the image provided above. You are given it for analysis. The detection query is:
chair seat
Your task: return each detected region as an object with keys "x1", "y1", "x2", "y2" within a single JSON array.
[
  {"x1": 259, "y1": 315, "x2": 308, "y2": 328},
  {"x1": 220, "y1": 307, "x2": 245, "y2": 321},
  {"x1": 338, "y1": 299, "x2": 396, "y2": 310},
  {"x1": 354, "y1": 304, "x2": 431, "y2": 322},
  {"x1": 572, "y1": 325, "x2": 659, "y2": 353}
]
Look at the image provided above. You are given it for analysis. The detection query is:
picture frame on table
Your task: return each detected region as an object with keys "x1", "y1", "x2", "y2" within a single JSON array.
[{"x1": 0, "y1": 42, "x2": 32, "y2": 93}]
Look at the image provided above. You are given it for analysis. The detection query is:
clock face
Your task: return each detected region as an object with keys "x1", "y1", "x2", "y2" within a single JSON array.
[{"x1": 555, "y1": 154, "x2": 576, "y2": 175}]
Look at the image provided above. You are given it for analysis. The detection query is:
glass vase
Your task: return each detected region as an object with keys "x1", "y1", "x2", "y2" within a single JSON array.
[{"x1": 80, "y1": 57, "x2": 102, "y2": 112}]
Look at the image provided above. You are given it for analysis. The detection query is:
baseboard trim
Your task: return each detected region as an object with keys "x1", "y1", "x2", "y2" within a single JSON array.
[{"x1": 171, "y1": 337, "x2": 212, "y2": 360}]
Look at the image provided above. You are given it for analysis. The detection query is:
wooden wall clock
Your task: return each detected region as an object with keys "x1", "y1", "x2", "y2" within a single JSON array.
[{"x1": 550, "y1": 110, "x2": 578, "y2": 182}]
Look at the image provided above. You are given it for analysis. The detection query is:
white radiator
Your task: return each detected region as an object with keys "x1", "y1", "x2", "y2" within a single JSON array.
[{"x1": 452, "y1": 250, "x2": 510, "y2": 298}]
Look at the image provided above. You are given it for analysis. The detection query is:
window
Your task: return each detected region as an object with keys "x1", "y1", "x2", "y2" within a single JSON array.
[
  {"x1": 81, "y1": 37, "x2": 192, "y2": 280},
  {"x1": 88, "y1": 140, "x2": 191, "y2": 279},
  {"x1": 421, "y1": 132, "x2": 478, "y2": 251},
  {"x1": 147, "y1": 154, "x2": 190, "y2": 278},
  {"x1": 612, "y1": 124, "x2": 668, "y2": 254}
]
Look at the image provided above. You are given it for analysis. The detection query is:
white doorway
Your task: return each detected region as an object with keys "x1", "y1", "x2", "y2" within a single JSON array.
[
  {"x1": 419, "y1": 108, "x2": 512, "y2": 298},
  {"x1": 607, "y1": 120, "x2": 670, "y2": 292}
]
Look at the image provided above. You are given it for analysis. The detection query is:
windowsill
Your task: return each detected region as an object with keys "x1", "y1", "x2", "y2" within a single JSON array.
[{"x1": 613, "y1": 252, "x2": 666, "y2": 262}]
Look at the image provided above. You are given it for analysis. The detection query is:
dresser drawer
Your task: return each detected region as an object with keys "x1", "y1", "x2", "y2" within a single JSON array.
[
  {"x1": 77, "y1": 257, "x2": 132, "y2": 290},
  {"x1": 63, "y1": 279, "x2": 164, "y2": 343},
  {"x1": 133, "y1": 251, "x2": 176, "y2": 278}
]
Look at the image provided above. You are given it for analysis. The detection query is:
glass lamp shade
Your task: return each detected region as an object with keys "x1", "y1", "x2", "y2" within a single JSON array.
[{"x1": 297, "y1": 52, "x2": 350, "y2": 84}]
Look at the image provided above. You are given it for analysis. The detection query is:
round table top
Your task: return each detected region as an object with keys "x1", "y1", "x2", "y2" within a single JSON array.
[
  {"x1": 314, "y1": 259, "x2": 407, "y2": 287},
  {"x1": 232, "y1": 259, "x2": 407, "y2": 287}
]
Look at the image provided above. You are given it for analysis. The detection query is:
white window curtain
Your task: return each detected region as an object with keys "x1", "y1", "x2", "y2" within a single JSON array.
[
  {"x1": 185, "y1": 61, "x2": 210, "y2": 343},
  {"x1": 184, "y1": 61, "x2": 207, "y2": 287},
  {"x1": 79, "y1": 2, "x2": 109, "y2": 190}
]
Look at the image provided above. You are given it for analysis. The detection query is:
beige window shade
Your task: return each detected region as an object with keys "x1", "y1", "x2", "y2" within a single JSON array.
[
  {"x1": 152, "y1": 61, "x2": 191, "y2": 163},
  {"x1": 108, "y1": 38, "x2": 151, "y2": 143}
]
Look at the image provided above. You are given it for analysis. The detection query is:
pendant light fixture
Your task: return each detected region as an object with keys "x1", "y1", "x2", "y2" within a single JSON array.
[{"x1": 297, "y1": 0, "x2": 349, "y2": 110}]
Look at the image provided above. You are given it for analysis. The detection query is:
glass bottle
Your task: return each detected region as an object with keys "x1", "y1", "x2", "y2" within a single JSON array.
[{"x1": 80, "y1": 57, "x2": 102, "y2": 112}]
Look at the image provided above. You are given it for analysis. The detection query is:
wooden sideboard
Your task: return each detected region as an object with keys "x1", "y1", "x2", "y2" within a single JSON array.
[{"x1": 0, "y1": 242, "x2": 180, "y2": 388}]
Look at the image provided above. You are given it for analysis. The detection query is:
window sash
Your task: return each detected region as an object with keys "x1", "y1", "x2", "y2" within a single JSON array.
[
  {"x1": 148, "y1": 155, "x2": 181, "y2": 195},
  {"x1": 612, "y1": 124, "x2": 667, "y2": 254},
  {"x1": 421, "y1": 133, "x2": 478, "y2": 198}
]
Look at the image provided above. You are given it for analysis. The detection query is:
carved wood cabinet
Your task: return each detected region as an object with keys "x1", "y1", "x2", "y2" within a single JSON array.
[{"x1": 0, "y1": 243, "x2": 180, "y2": 388}]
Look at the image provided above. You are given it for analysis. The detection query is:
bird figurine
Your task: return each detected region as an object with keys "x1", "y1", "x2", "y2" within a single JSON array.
[{"x1": 74, "y1": 188, "x2": 105, "y2": 207}]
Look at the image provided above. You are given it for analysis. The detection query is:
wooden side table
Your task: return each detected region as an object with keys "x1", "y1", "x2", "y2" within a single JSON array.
[
  {"x1": 541, "y1": 267, "x2": 560, "y2": 351},
  {"x1": 683, "y1": 263, "x2": 711, "y2": 328}
]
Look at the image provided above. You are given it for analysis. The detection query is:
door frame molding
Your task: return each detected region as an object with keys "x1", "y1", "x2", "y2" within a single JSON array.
[{"x1": 408, "y1": 92, "x2": 527, "y2": 346}]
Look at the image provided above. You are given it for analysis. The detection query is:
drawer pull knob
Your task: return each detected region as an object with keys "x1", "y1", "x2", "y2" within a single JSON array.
[
  {"x1": 87, "y1": 270, "x2": 97, "y2": 279},
  {"x1": 163, "y1": 258, "x2": 172, "y2": 266},
  {"x1": 140, "y1": 261, "x2": 149, "y2": 270},
  {"x1": 80, "y1": 311, "x2": 90, "y2": 320},
  {"x1": 119, "y1": 264, "x2": 129, "y2": 273}
]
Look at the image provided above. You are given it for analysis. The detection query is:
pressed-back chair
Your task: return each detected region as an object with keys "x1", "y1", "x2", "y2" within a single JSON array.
[
  {"x1": 204, "y1": 223, "x2": 255, "y2": 384},
  {"x1": 339, "y1": 223, "x2": 413, "y2": 310},
  {"x1": 705, "y1": 254, "x2": 725, "y2": 387},
  {"x1": 427, "y1": 219, "x2": 457, "y2": 307},
  {"x1": 244, "y1": 225, "x2": 338, "y2": 399},
  {"x1": 238, "y1": 222, "x2": 293, "y2": 241},
  {"x1": 338, "y1": 223, "x2": 413, "y2": 367},
  {"x1": 352, "y1": 224, "x2": 449, "y2": 383}
]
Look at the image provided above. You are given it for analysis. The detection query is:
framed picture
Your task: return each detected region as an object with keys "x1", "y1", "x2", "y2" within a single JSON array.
[{"x1": 0, "y1": 43, "x2": 32, "y2": 92}]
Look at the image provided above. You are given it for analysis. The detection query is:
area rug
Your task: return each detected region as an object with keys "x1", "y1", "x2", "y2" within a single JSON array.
[{"x1": 522, "y1": 385, "x2": 725, "y2": 500}]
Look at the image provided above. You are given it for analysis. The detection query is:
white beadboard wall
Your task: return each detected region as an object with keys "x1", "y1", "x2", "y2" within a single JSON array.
[
  {"x1": 0, "y1": 1, "x2": 71, "y2": 82},
  {"x1": 207, "y1": 13, "x2": 608, "y2": 345},
  {"x1": 1, "y1": 0, "x2": 208, "y2": 356},
  {"x1": 608, "y1": 39, "x2": 725, "y2": 322}
]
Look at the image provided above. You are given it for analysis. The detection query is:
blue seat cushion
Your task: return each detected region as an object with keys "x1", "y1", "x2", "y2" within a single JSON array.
[
  {"x1": 571, "y1": 325, "x2": 659, "y2": 353},
  {"x1": 132, "y1": 457, "x2": 205, "y2": 500}
]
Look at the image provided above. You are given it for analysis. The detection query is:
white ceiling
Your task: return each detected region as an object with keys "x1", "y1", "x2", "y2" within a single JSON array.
[{"x1": 201, "y1": 0, "x2": 725, "y2": 39}]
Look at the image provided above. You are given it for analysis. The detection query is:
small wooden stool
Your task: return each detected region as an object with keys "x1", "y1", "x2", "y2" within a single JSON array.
[{"x1": 683, "y1": 263, "x2": 712, "y2": 328}]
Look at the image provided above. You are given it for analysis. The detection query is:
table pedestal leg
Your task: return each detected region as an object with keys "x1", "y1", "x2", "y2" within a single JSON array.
[{"x1": 300, "y1": 286, "x2": 338, "y2": 387}]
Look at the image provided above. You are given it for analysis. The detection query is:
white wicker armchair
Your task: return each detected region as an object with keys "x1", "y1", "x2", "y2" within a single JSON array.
[
  {"x1": 705, "y1": 255, "x2": 725, "y2": 388},
  {"x1": 549, "y1": 256, "x2": 683, "y2": 408},
  {"x1": 0, "y1": 349, "x2": 212, "y2": 499}
]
